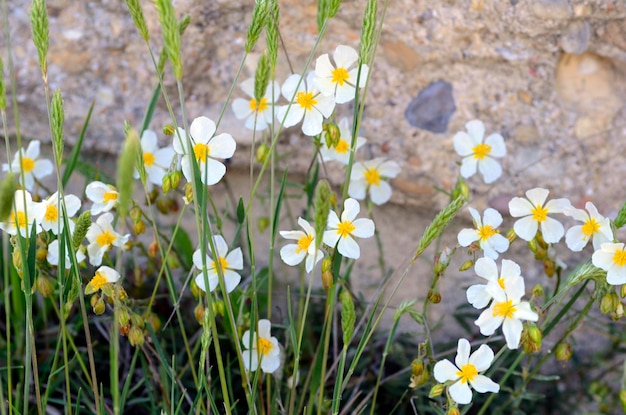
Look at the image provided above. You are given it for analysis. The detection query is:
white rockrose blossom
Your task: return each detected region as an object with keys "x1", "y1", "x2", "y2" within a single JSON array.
[
  {"x1": 193, "y1": 235, "x2": 243, "y2": 293},
  {"x1": 508, "y1": 188, "x2": 571, "y2": 244},
  {"x1": 277, "y1": 72, "x2": 335, "y2": 137},
  {"x1": 0, "y1": 190, "x2": 44, "y2": 236},
  {"x1": 348, "y1": 158, "x2": 401, "y2": 205},
  {"x1": 231, "y1": 78, "x2": 281, "y2": 131},
  {"x1": 134, "y1": 129, "x2": 175, "y2": 188},
  {"x1": 319, "y1": 118, "x2": 366, "y2": 165},
  {"x1": 172, "y1": 116, "x2": 236, "y2": 186},
  {"x1": 563, "y1": 201, "x2": 614, "y2": 252},
  {"x1": 40, "y1": 192, "x2": 81, "y2": 235},
  {"x1": 323, "y1": 198, "x2": 375, "y2": 259},
  {"x1": 279, "y1": 217, "x2": 324, "y2": 273},
  {"x1": 466, "y1": 257, "x2": 521, "y2": 309},
  {"x1": 433, "y1": 338, "x2": 500, "y2": 405},
  {"x1": 474, "y1": 275, "x2": 539, "y2": 349},
  {"x1": 47, "y1": 239, "x2": 86, "y2": 267},
  {"x1": 2, "y1": 140, "x2": 53, "y2": 191},
  {"x1": 592, "y1": 242, "x2": 626, "y2": 285},
  {"x1": 242, "y1": 319, "x2": 282, "y2": 374},
  {"x1": 453, "y1": 120, "x2": 506, "y2": 184},
  {"x1": 85, "y1": 213, "x2": 130, "y2": 266},
  {"x1": 457, "y1": 207, "x2": 509, "y2": 260},
  {"x1": 85, "y1": 266, "x2": 121, "y2": 295},
  {"x1": 86, "y1": 181, "x2": 119, "y2": 215},
  {"x1": 314, "y1": 45, "x2": 369, "y2": 104}
]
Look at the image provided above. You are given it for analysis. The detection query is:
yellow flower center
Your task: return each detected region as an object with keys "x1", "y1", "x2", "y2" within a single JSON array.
[
  {"x1": 193, "y1": 143, "x2": 210, "y2": 162},
  {"x1": 96, "y1": 231, "x2": 116, "y2": 247},
  {"x1": 472, "y1": 143, "x2": 492, "y2": 160},
  {"x1": 336, "y1": 221, "x2": 355, "y2": 239},
  {"x1": 296, "y1": 91, "x2": 317, "y2": 111},
  {"x1": 143, "y1": 151, "x2": 155, "y2": 167},
  {"x1": 364, "y1": 168, "x2": 381, "y2": 186},
  {"x1": 497, "y1": 278, "x2": 505, "y2": 290},
  {"x1": 493, "y1": 299, "x2": 516, "y2": 319},
  {"x1": 249, "y1": 97, "x2": 268, "y2": 112},
  {"x1": 531, "y1": 205, "x2": 548, "y2": 223},
  {"x1": 456, "y1": 363, "x2": 478, "y2": 384},
  {"x1": 581, "y1": 218, "x2": 600, "y2": 238},
  {"x1": 87, "y1": 272, "x2": 108, "y2": 292},
  {"x1": 335, "y1": 139, "x2": 349, "y2": 154},
  {"x1": 44, "y1": 204, "x2": 59, "y2": 222},
  {"x1": 296, "y1": 234, "x2": 313, "y2": 254},
  {"x1": 103, "y1": 191, "x2": 118, "y2": 203},
  {"x1": 258, "y1": 337, "x2": 273, "y2": 356},
  {"x1": 613, "y1": 249, "x2": 626, "y2": 267},
  {"x1": 21, "y1": 157, "x2": 35, "y2": 173},
  {"x1": 14, "y1": 211, "x2": 27, "y2": 228},
  {"x1": 478, "y1": 224, "x2": 497, "y2": 242},
  {"x1": 331, "y1": 67, "x2": 350, "y2": 86},
  {"x1": 211, "y1": 256, "x2": 229, "y2": 273}
]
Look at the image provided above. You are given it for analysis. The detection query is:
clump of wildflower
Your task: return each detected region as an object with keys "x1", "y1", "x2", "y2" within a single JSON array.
[
  {"x1": 134, "y1": 129, "x2": 175, "y2": 188},
  {"x1": 279, "y1": 217, "x2": 324, "y2": 273},
  {"x1": 563, "y1": 201, "x2": 614, "y2": 252},
  {"x1": 86, "y1": 181, "x2": 119, "y2": 215},
  {"x1": 592, "y1": 242, "x2": 626, "y2": 285},
  {"x1": 231, "y1": 78, "x2": 281, "y2": 131},
  {"x1": 277, "y1": 72, "x2": 335, "y2": 137},
  {"x1": 323, "y1": 198, "x2": 375, "y2": 259},
  {"x1": 0, "y1": 189, "x2": 44, "y2": 236},
  {"x1": 508, "y1": 187, "x2": 571, "y2": 244},
  {"x1": 85, "y1": 213, "x2": 130, "y2": 266},
  {"x1": 433, "y1": 338, "x2": 500, "y2": 405},
  {"x1": 453, "y1": 120, "x2": 505, "y2": 184},
  {"x1": 40, "y1": 192, "x2": 81, "y2": 235},
  {"x1": 466, "y1": 257, "x2": 521, "y2": 309},
  {"x1": 348, "y1": 158, "x2": 401, "y2": 205},
  {"x1": 47, "y1": 238, "x2": 86, "y2": 267},
  {"x1": 457, "y1": 207, "x2": 509, "y2": 260},
  {"x1": 314, "y1": 45, "x2": 369, "y2": 104},
  {"x1": 85, "y1": 266, "x2": 121, "y2": 295},
  {"x1": 2, "y1": 140, "x2": 53, "y2": 191},
  {"x1": 242, "y1": 319, "x2": 282, "y2": 374},
  {"x1": 193, "y1": 235, "x2": 243, "y2": 293},
  {"x1": 319, "y1": 118, "x2": 366, "y2": 165},
  {"x1": 172, "y1": 116, "x2": 236, "y2": 186}
]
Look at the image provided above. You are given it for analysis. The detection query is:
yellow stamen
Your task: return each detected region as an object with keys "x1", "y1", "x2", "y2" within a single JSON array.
[
  {"x1": 296, "y1": 91, "x2": 317, "y2": 111},
  {"x1": 336, "y1": 221, "x2": 355, "y2": 239},
  {"x1": 581, "y1": 218, "x2": 600, "y2": 238},
  {"x1": 44, "y1": 204, "x2": 59, "y2": 222},
  {"x1": 531, "y1": 205, "x2": 548, "y2": 223},
  {"x1": 296, "y1": 234, "x2": 313, "y2": 254},
  {"x1": 21, "y1": 157, "x2": 35, "y2": 173},
  {"x1": 456, "y1": 363, "x2": 478, "y2": 384},
  {"x1": 331, "y1": 67, "x2": 350, "y2": 86},
  {"x1": 364, "y1": 168, "x2": 381, "y2": 186},
  {"x1": 335, "y1": 139, "x2": 349, "y2": 154},
  {"x1": 472, "y1": 143, "x2": 492, "y2": 160},
  {"x1": 193, "y1": 143, "x2": 210, "y2": 162},
  {"x1": 478, "y1": 224, "x2": 497, "y2": 242},
  {"x1": 493, "y1": 299, "x2": 516, "y2": 319},
  {"x1": 14, "y1": 211, "x2": 27, "y2": 228},
  {"x1": 96, "y1": 231, "x2": 116, "y2": 247},
  {"x1": 87, "y1": 271, "x2": 108, "y2": 293},
  {"x1": 249, "y1": 97, "x2": 268, "y2": 112},
  {"x1": 497, "y1": 278, "x2": 505, "y2": 290},
  {"x1": 211, "y1": 256, "x2": 229, "y2": 273},
  {"x1": 143, "y1": 151, "x2": 156, "y2": 167},
  {"x1": 103, "y1": 191, "x2": 118, "y2": 203},
  {"x1": 258, "y1": 337, "x2": 273, "y2": 356},
  {"x1": 613, "y1": 249, "x2": 626, "y2": 267}
]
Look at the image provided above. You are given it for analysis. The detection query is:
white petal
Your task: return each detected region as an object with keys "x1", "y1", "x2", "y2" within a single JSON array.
[
  {"x1": 484, "y1": 133, "x2": 506, "y2": 157},
  {"x1": 474, "y1": 257, "x2": 498, "y2": 282},
  {"x1": 540, "y1": 217, "x2": 565, "y2": 243},
  {"x1": 280, "y1": 244, "x2": 306, "y2": 266},
  {"x1": 475, "y1": 308, "x2": 503, "y2": 336},
  {"x1": 226, "y1": 248, "x2": 243, "y2": 270},
  {"x1": 478, "y1": 157, "x2": 502, "y2": 184},
  {"x1": 302, "y1": 109, "x2": 324, "y2": 136},
  {"x1": 469, "y1": 344, "x2": 495, "y2": 372},
  {"x1": 459, "y1": 157, "x2": 478, "y2": 179},
  {"x1": 243, "y1": 349, "x2": 259, "y2": 372},
  {"x1": 351, "y1": 218, "x2": 375, "y2": 238},
  {"x1": 337, "y1": 236, "x2": 360, "y2": 259},
  {"x1": 314, "y1": 94, "x2": 336, "y2": 118},
  {"x1": 466, "y1": 284, "x2": 491, "y2": 309},
  {"x1": 190, "y1": 116, "x2": 216, "y2": 144},
  {"x1": 333, "y1": 45, "x2": 359, "y2": 69},
  {"x1": 348, "y1": 180, "x2": 367, "y2": 200},
  {"x1": 232, "y1": 98, "x2": 253, "y2": 120},
  {"x1": 524, "y1": 188, "x2": 549, "y2": 207},
  {"x1": 369, "y1": 181, "x2": 392, "y2": 205},
  {"x1": 209, "y1": 133, "x2": 236, "y2": 159},
  {"x1": 201, "y1": 158, "x2": 227, "y2": 186},
  {"x1": 240, "y1": 78, "x2": 255, "y2": 98},
  {"x1": 500, "y1": 259, "x2": 521, "y2": 279},
  {"x1": 544, "y1": 198, "x2": 571, "y2": 214},
  {"x1": 565, "y1": 226, "x2": 587, "y2": 252},
  {"x1": 280, "y1": 230, "x2": 307, "y2": 241},
  {"x1": 323, "y1": 229, "x2": 340, "y2": 249},
  {"x1": 341, "y1": 198, "x2": 361, "y2": 222},
  {"x1": 607, "y1": 266, "x2": 626, "y2": 285},
  {"x1": 457, "y1": 228, "x2": 479, "y2": 247},
  {"x1": 453, "y1": 132, "x2": 475, "y2": 156},
  {"x1": 449, "y1": 381, "x2": 473, "y2": 405},
  {"x1": 470, "y1": 375, "x2": 500, "y2": 394},
  {"x1": 455, "y1": 338, "x2": 471, "y2": 367},
  {"x1": 433, "y1": 359, "x2": 459, "y2": 383},
  {"x1": 508, "y1": 196, "x2": 535, "y2": 218},
  {"x1": 465, "y1": 119, "x2": 485, "y2": 142},
  {"x1": 513, "y1": 216, "x2": 539, "y2": 241},
  {"x1": 261, "y1": 354, "x2": 280, "y2": 374},
  {"x1": 335, "y1": 84, "x2": 356, "y2": 104},
  {"x1": 502, "y1": 318, "x2": 523, "y2": 349},
  {"x1": 281, "y1": 74, "x2": 304, "y2": 100},
  {"x1": 277, "y1": 104, "x2": 304, "y2": 128}
]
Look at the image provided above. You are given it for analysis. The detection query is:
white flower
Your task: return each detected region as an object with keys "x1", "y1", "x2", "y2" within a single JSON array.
[
  {"x1": 172, "y1": 116, "x2": 236, "y2": 186},
  {"x1": 86, "y1": 181, "x2": 119, "y2": 215},
  {"x1": 348, "y1": 158, "x2": 401, "y2": 205},
  {"x1": 134, "y1": 129, "x2": 175, "y2": 188},
  {"x1": 319, "y1": 118, "x2": 366, "y2": 165},
  {"x1": 466, "y1": 257, "x2": 521, "y2": 309},
  {"x1": 193, "y1": 235, "x2": 243, "y2": 293},
  {"x1": 277, "y1": 72, "x2": 335, "y2": 136},
  {"x1": 453, "y1": 120, "x2": 506, "y2": 184},
  {"x1": 563, "y1": 202, "x2": 614, "y2": 252},
  {"x1": 231, "y1": 79, "x2": 281, "y2": 131},
  {"x1": 592, "y1": 242, "x2": 626, "y2": 285},
  {"x1": 2, "y1": 140, "x2": 53, "y2": 191},
  {"x1": 314, "y1": 45, "x2": 369, "y2": 104},
  {"x1": 40, "y1": 192, "x2": 81, "y2": 235},
  {"x1": 279, "y1": 217, "x2": 324, "y2": 273},
  {"x1": 508, "y1": 188, "x2": 571, "y2": 243},
  {"x1": 457, "y1": 207, "x2": 509, "y2": 260},
  {"x1": 0, "y1": 190, "x2": 44, "y2": 236},
  {"x1": 323, "y1": 198, "x2": 375, "y2": 259},
  {"x1": 85, "y1": 213, "x2": 130, "y2": 266},
  {"x1": 47, "y1": 239, "x2": 86, "y2": 267},
  {"x1": 242, "y1": 319, "x2": 282, "y2": 374},
  {"x1": 474, "y1": 275, "x2": 539, "y2": 349},
  {"x1": 85, "y1": 266, "x2": 121, "y2": 295},
  {"x1": 433, "y1": 338, "x2": 499, "y2": 405}
]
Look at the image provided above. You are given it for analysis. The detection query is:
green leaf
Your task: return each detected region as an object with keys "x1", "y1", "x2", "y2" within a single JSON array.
[
  {"x1": 237, "y1": 197, "x2": 245, "y2": 224},
  {"x1": 62, "y1": 101, "x2": 94, "y2": 188}
]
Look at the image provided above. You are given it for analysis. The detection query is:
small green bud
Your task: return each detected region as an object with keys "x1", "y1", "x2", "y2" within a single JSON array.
[
  {"x1": 257, "y1": 216, "x2": 270, "y2": 233},
  {"x1": 543, "y1": 258, "x2": 556, "y2": 278},
  {"x1": 451, "y1": 178, "x2": 470, "y2": 203},
  {"x1": 194, "y1": 304, "x2": 205, "y2": 325},
  {"x1": 522, "y1": 323, "x2": 542, "y2": 354},
  {"x1": 600, "y1": 292, "x2": 619, "y2": 314},
  {"x1": 527, "y1": 238, "x2": 538, "y2": 253},
  {"x1": 184, "y1": 183, "x2": 194, "y2": 204},
  {"x1": 128, "y1": 325, "x2": 145, "y2": 346},
  {"x1": 532, "y1": 284, "x2": 544, "y2": 298},
  {"x1": 256, "y1": 143, "x2": 270, "y2": 164},
  {"x1": 212, "y1": 299, "x2": 225, "y2": 317},
  {"x1": 130, "y1": 206, "x2": 142, "y2": 223},
  {"x1": 163, "y1": 124, "x2": 175, "y2": 136},
  {"x1": 170, "y1": 170, "x2": 181, "y2": 190},
  {"x1": 555, "y1": 342, "x2": 573, "y2": 361},
  {"x1": 321, "y1": 257, "x2": 333, "y2": 291},
  {"x1": 36, "y1": 247, "x2": 48, "y2": 263},
  {"x1": 147, "y1": 312, "x2": 162, "y2": 332},
  {"x1": 161, "y1": 174, "x2": 171, "y2": 193},
  {"x1": 427, "y1": 289, "x2": 441, "y2": 304},
  {"x1": 323, "y1": 123, "x2": 341, "y2": 148},
  {"x1": 446, "y1": 406, "x2": 461, "y2": 415},
  {"x1": 118, "y1": 308, "x2": 131, "y2": 327},
  {"x1": 459, "y1": 259, "x2": 474, "y2": 272},
  {"x1": 93, "y1": 297, "x2": 106, "y2": 315},
  {"x1": 505, "y1": 228, "x2": 517, "y2": 243},
  {"x1": 131, "y1": 313, "x2": 145, "y2": 328},
  {"x1": 36, "y1": 276, "x2": 55, "y2": 297},
  {"x1": 428, "y1": 383, "x2": 444, "y2": 398},
  {"x1": 620, "y1": 284, "x2": 626, "y2": 299},
  {"x1": 408, "y1": 358, "x2": 430, "y2": 388}
]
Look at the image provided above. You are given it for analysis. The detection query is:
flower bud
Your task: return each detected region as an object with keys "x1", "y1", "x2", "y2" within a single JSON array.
[
  {"x1": 555, "y1": 342, "x2": 572, "y2": 361},
  {"x1": 131, "y1": 313, "x2": 145, "y2": 329},
  {"x1": 428, "y1": 383, "x2": 444, "y2": 398},
  {"x1": 257, "y1": 217, "x2": 270, "y2": 233},
  {"x1": 128, "y1": 326, "x2": 145, "y2": 346},
  {"x1": 90, "y1": 294, "x2": 100, "y2": 308},
  {"x1": 427, "y1": 289, "x2": 441, "y2": 304},
  {"x1": 161, "y1": 174, "x2": 171, "y2": 193},
  {"x1": 170, "y1": 171, "x2": 181, "y2": 190},
  {"x1": 184, "y1": 183, "x2": 194, "y2": 204},
  {"x1": 408, "y1": 358, "x2": 430, "y2": 388},
  {"x1": 620, "y1": 284, "x2": 626, "y2": 299},
  {"x1": 543, "y1": 258, "x2": 555, "y2": 278},
  {"x1": 130, "y1": 206, "x2": 142, "y2": 223},
  {"x1": 36, "y1": 276, "x2": 55, "y2": 297},
  {"x1": 521, "y1": 324, "x2": 542, "y2": 354},
  {"x1": 323, "y1": 123, "x2": 341, "y2": 148},
  {"x1": 446, "y1": 406, "x2": 461, "y2": 415},
  {"x1": 133, "y1": 221, "x2": 146, "y2": 235},
  {"x1": 36, "y1": 247, "x2": 48, "y2": 263},
  {"x1": 148, "y1": 189, "x2": 159, "y2": 204},
  {"x1": 532, "y1": 284, "x2": 544, "y2": 298},
  {"x1": 451, "y1": 178, "x2": 470, "y2": 203},
  {"x1": 12, "y1": 249, "x2": 23, "y2": 271},
  {"x1": 194, "y1": 304, "x2": 205, "y2": 325},
  {"x1": 212, "y1": 299, "x2": 225, "y2": 317},
  {"x1": 527, "y1": 238, "x2": 538, "y2": 253},
  {"x1": 93, "y1": 297, "x2": 106, "y2": 315},
  {"x1": 321, "y1": 257, "x2": 334, "y2": 291},
  {"x1": 256, "y1": 143, "x2": 270, "y2": 164},
  {"x1": 190, "y1": 279, "x2": 201, "y2": 299},
  {"x1": 118, "y1": 308, "x2": 131, "y2": 326},
  {"x1": 505, "y1": 228, "x2": 517, "y2": 244},
  {"x1": 166, "y1": 253, "x2": 180, "y2": 269},
  {"x1": 156, "y1": 197, "x2": 172, "y2": 214},
  {"x1": 459, "y1": 259, "x2": 474, "y2": 272},
  {"x1": 613, "y1": 302, "x2": 625, "y2": 320},
  {"x1": 600, "y1": 292, "x2": 619, "y2": 314},
  {"x1": 163, "y1": 124, "x2": 175, "y2": 136},
  {"x1": 148, "y1": 240, "x2": 159, "y2": 259},
  {"x1": 147, "y1": 312, "x2": 162, "y2": 332}
]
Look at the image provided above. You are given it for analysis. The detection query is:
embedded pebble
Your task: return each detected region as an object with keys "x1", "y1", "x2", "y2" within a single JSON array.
[
  {"x1": 560, "y1": 20, "x2": 591, "y2": 54},
  {"x1": 404, "y1": 81, "x2": 456, "y2": 133},
  {"x1": 531, "y1": 0, "x2": 573, "y2": 20}
]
